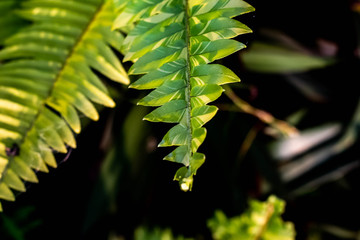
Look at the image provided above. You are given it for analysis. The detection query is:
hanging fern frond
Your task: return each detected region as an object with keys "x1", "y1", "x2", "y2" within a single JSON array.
[
  {"x1": 119, "y1": 0, "x2": 254, "y2": 191},
  {"x1": 0, "y1": 0, "x2": 129, "y2": 210}
]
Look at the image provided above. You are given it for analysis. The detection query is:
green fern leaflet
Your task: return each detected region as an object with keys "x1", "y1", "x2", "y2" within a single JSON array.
[
  {"x1": 0, "y1": 0, "x2": 129, "y2": 210},
  {"x1": 119, "y1": 0, "x2": 254, "y2": 191}
]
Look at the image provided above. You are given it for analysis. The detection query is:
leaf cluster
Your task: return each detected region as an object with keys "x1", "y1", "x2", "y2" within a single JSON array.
[
  {"x1": 0, "y1": 0, "x2": 254, "y2": 211},
  {"x1": 208, "y1": 195, "x2": 296, "y2": 240}
]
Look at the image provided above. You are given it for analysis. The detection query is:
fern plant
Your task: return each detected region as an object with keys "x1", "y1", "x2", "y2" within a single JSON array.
[
  {"x1": 115, "y1": 0, "x2": 254, "y2": 191},
  {"x1": 0, "y1": 0, "x2": 129, "y2": 211},
  {"x1": 0, "y1": 0, "x2": 254, "y2": 211}
]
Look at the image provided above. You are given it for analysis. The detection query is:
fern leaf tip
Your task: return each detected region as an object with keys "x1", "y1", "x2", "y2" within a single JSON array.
[
  {"x1": 73, "y1": 126, "x2": 81, "y2": 134},
  {"x1": 123, "y1": 78, "x2": 131, "y2": 86},
  {"x1": 89, "y1": 112, "x2": 100, "y2": 122},
  {"x1": 68, "y1": 141, "x2": 77, "y2": 149},
  {"x1": 128, "y1": 83, "x2": 136, "y2": 89},
  {"x1": 105, "y1": 98, "x2": 116, "y2": 108}
]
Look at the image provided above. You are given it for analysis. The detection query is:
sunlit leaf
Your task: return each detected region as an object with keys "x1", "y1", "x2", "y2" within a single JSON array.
[
  {"x1": 0, "y1": 0, "x2": 129, "y2": 210},
  {"x1": 121, "y1": 0, "x2": 254, "y2": 190}
]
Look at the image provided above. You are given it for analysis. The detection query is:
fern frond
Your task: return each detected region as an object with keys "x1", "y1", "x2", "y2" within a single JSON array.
[
  {"x1": 0, "y1": 0, "x2": 129, "y2": 209},
  {"x1": 121, "y1": 0, "x2": 254, "y2": 191}
]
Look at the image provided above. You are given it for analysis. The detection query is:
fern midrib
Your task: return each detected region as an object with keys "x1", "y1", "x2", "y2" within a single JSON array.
[
  {"x1": 0, "y1": 1, "x2": 107, "y2": 184},
  {"x1": 48, "y1": 1, "x2": 106, "y2": 105},
  {"x1": 184, "y1": 0, "x2": 193, "y2": 159}
]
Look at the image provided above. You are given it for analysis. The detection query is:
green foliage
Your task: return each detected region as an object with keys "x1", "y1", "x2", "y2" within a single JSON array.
[
  {"x1": 208, "y1": 195, "x2": 296, "y2": 240},
  {"x1": 134, "y1": 226, "x2": 190, "y2": 240},
  {"x1": 0, "y1": 206, "x2": 42, "y2": 240},
  {"x1": 0, "y1": 0, "x2": 356, "y2": 238},
  {"x1": 0, "y1": 0, "x2": 129, "y2": 209},
  {"x1": 130, "y1": 196, "x2": 295, "y2": 240},
  {"x1": 0, "y1": 0, "x2": 255, "y2": 211},
  {"x1": 117, "y1": 0, "x2": 254, "y2": 191}
]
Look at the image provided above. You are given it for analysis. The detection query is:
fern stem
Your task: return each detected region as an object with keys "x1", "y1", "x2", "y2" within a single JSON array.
[
  {"x1": 49, "y1": 2, "x2": 105, "y2": 104},
  {"x1": 254, "y1": 202, "x2": 275, "y2": 240},
  {"x1": 223, "y1": 85, "x2": 298, "y2": 137},
  {"x1": 184, "y1": 0, "x2": 193, "y2": 158}
]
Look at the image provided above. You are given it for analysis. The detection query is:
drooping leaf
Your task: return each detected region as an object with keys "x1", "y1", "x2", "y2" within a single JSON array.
[
  {"x1": 0, "y1": 0, "x2": 129, "y2": 210},
  {"x1": 119, "y1": 0, "x2": 254, "y2": 190},
  {"x1": 241, "y1": 42, "x2": 335, "y2": 73}
]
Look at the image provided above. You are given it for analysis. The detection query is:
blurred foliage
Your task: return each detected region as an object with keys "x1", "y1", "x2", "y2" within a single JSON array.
[
  {"x1": 0, "y1": 206, "x2": 42, "y2": 240},
  {"x1": 120, "y1": 196, "x2": 294, "y2": 240},
  {"x1": 241, "y1": 40, "x2": 335, "y2": 74},
  {"x1": 208, "y1": 195, "x2": 295, "y2": 240},
  {"x1": 0, "y1": 0, "x2": 28, "y2": 45},
  {"x1": 134, "y1": 227, "x2": 190, "y2": 240}
]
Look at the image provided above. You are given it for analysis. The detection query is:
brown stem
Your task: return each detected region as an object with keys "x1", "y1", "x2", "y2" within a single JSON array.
[
  {"x1": 223, "y1": 85, "x2": 298, "y2": 137},
  {"x1": 254, "y1": 202, "x2": 275, "y2": 240}
]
